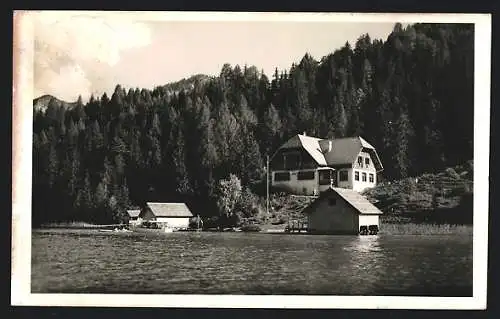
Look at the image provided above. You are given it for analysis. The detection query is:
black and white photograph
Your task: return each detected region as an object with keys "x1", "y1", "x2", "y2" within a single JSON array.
[{"x1": 11, "y1": 11, "x2": 490, "y2": 309}]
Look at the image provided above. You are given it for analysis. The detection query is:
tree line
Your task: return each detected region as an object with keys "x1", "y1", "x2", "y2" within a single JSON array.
[{"x1": 32, "y1": 23, "x2": 474, "y2": 225}]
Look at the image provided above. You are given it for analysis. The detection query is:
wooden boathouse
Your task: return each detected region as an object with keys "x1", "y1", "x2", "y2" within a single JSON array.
[
  {"x1": 302, "y1": 187, "x2": 383, "y2": 235},
  {"x1": 139, "y1": 202, "x2": 194, "y2": 230},
  {"x1": 126, "y1": 209, "x2": 141, "y2": 226}
]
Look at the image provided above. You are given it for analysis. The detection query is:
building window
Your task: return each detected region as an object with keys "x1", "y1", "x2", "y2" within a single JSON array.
[
  {"x1": 339, "y1": 170, "x2": 348, "y2": 182},
  {"x1": 274, "y1": 172, "x2": 290, "y2": 181},
  {"x1": 354, "y1": 171, "x2": 359, "y2": 181},
  {"x1": 365, "y1": 157, "x2": 370, "y2": 166},
  {"x1": 297, "y1": 170, "x2": 315, "y2": 180},
  {"x1": 369, "y1": 173, "x2": 374, "y2": 183},
  {"x1": 362, "y1": 172, "x2": 367, "y2": 182},
  {"x1": 328, "y1": 198, "x2": 337, "y2": 206},
  {"x1": 358, "y1": 156, "x2": 363, "y2": 167}
]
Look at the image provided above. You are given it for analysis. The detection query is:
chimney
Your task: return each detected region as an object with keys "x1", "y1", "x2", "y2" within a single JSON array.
[
  {"x1": 319, "y1": 139, "x2": 333, "y2": 154},
  {"x1": 303, "y1": 131, "x2": 307, "y2": 136}
]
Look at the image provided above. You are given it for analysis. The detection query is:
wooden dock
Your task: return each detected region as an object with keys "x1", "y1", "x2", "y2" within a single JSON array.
[{"x1": 285, "y1": 220, "x2": 309, "y2": 233}]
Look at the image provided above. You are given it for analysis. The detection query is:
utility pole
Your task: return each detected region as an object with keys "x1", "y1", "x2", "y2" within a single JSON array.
[{"x1": 266, "y1": 154, "x2": 269, "y2": 217}]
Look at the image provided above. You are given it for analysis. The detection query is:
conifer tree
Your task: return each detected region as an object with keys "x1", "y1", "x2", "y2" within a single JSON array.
[{"x1": 30, "y1": 23, "x2": 474, "y2": 224}]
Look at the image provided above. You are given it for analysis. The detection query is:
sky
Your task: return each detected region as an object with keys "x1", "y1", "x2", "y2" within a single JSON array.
[{"x1": 32, "y1": 12, "x2": 398, "y2": 102}]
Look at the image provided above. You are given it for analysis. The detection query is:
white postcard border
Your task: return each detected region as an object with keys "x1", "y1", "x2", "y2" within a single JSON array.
[{"x1": 11, "y1": 11, "x2": 491, "y2": 309}]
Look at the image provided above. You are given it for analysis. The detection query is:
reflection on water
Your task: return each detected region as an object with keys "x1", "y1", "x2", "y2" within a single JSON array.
[{"x1": 31, "y1": 229, "x2": 472, "y2": 296}]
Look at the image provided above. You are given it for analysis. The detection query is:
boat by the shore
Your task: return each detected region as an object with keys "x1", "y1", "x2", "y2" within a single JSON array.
[{"x1": 99, "y1": 228, "x2": 132, "y2": 233}]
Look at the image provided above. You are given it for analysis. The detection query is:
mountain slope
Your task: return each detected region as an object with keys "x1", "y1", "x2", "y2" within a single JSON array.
[
  {"x1": 34, "y1": 74, "x2": 213, "y2": 112},
  {"x1": 33, "y1": 94, "x2": 77, "y2": 113},
  {"x1": 160, "y1": 74, "x2": 213, "y2": 95}
]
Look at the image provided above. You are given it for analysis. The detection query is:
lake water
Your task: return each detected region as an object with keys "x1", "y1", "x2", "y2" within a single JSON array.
[{"x1": 31, "y1": 229, "x2": 473, "y2": 296}]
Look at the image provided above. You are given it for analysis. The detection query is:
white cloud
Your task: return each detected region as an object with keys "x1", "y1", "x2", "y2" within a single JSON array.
[
  {"x1": 33, "y1": 11, "x2": 151, "y2": 101},
  {"x1": 43, "y1": 64, "x2": 91, "y2": 101}
]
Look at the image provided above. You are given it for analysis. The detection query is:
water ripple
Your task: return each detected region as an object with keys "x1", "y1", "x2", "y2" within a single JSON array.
[{"x1": 31, "y1": 230, "x2": 473, "y2": 296}]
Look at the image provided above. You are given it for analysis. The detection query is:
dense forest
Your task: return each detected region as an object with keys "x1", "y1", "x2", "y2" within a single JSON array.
[{"x1": 32, "y1": 23, "x2": 474, "y2": 226}]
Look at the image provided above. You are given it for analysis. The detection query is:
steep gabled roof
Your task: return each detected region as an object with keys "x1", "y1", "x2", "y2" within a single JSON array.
[
  {"x1": 272, "y1": 134, "x2": 383, "y2": 171},
  {"x1": 275, "y1": 134, "x2": 327, "y2": 166},
  {"x1": 331, "y1": 187, "x2": 383, "y2": 215},
  {"x1": 144, "y1": 202, "x2": 194, "y2": 218},
  {"x1": 323, "y1": 137, "x2": 365, "y2": 167},
  {"x1": 127, "y1": 209, "x2": 140, "y2": 218},
  {"x1": 303, "y1": 187, "x2": 383, "y2": 215},
  {"x1": 323, "y1": 136, "x2": 383, "y2": 171}
]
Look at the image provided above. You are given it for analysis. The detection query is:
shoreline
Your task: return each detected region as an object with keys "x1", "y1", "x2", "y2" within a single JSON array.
[{"x1": 34, "y1": 222, "x2": 473, "y2": 236}]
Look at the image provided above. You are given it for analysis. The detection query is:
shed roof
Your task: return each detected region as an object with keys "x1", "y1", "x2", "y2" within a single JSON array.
[
  {"x1": 127, "y1": 209, "x2": 140, "y2": 218},
  {"x1": 303, "y1": 187, "x2": 383, "y2": 215},
  {"x1": 145, "y1": 202, "x2": 194, "y2": 217}
]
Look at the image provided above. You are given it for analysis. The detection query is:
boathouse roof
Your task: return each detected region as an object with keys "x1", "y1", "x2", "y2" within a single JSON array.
[
  {"x1": 127, "y1": 209, "x2": 140, "y2": 218},
  {"x1": 303, "y1": 187, "x2": 383, "y2": 216},
  {"x1": 145, "y1": 202, "x2": 194, "y2": 218}
]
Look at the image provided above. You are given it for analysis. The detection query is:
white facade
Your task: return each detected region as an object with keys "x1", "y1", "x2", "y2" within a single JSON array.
[
  {"x1": 334, "y1": 151, "x2": 377, "y2": 192},
  {"x1": 270, "y1": 135, "x2": 382, "y2": 195},
  {"x1": 156, "y1": 217, "x2": 190, "y2": 230},
  {"x1": 129, "y1": 218, "x2": 142, "y2": 226},
  {"x1": 351, "y1": 151, "x2": 378, "y2": 192},
  {"x1": 272, "y1": 168, "x2": 334, "y2": 195},
  {"x1": 359, "y1": 214, "x2": 379, "y2": 228}
]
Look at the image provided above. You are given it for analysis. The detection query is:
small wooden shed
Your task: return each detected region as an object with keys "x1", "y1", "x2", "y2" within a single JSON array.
[
  {"x1": 127, "y1": 209, "x2": 141, "y2": 225},
  {"x1": 139, "y1": 202, "x2": 194, "y2": 230},
  {"x1": 303, "y1": 187, "x2": 383, "y2": 235}
]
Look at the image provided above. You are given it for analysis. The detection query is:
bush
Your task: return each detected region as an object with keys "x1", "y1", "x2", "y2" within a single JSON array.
[
  {"x1": 445, "y1": 167, "x2": 460, "y2": 179},
  {"x1": 203, "y1": 216, "x2": 220, "y2": 229},
  {"x1": 189, "y1": 216, "x2": 205, "y2": 229},
  {"x1": 236, "y1": 187, "x2": 261, "y2": 218}
]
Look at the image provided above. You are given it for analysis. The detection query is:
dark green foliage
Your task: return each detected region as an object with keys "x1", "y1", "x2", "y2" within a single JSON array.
[{"x1": 32, "y1": 23, "x2": 473, "y2": 226}]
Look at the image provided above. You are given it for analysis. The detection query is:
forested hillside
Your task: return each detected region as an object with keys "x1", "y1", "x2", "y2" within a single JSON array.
[
  {"x1": 32, "y1": 23, "x2": 474, "y2": 226},
  {"x1": 363, "y1": 161, "x2": 474, "y2": 224}
]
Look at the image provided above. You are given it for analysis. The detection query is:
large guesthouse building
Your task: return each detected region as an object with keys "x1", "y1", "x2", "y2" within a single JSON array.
[{"x1": 270, "y1": 134, "x2": 383, "y2": 195}]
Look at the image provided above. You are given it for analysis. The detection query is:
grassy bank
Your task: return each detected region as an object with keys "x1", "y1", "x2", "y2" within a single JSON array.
[
  {"x1": 239, "y1": 190, "x2": 473, "y2": 235},
  {"x1": 38, "y1": 221, "x2": 125, "y2": 229},
  {"x1": 379, "y1": 223, "x2": 472, "y2": 235},
  {"x1": 363, "y1": 161, "x2": 473, "y2": 225},
  {"x1": 242, "y1": 193, "x2": 314, "y2": 225}
]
